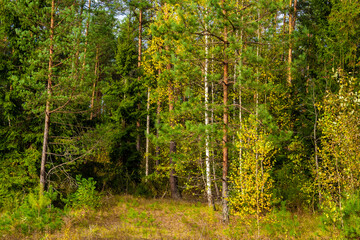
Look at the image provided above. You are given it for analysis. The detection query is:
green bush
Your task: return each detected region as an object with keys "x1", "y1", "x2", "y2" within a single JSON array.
[{"x1": 65, "y1": 175, "x2": 101, "y2": 209}]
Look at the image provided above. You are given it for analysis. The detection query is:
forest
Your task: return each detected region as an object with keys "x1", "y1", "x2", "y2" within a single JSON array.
[{"x1": 1, "y1": 0, "x2": 360, "y2": 239}]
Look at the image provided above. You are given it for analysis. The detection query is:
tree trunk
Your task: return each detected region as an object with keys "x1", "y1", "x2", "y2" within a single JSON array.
[
  {"x1": 156, "y1": 69, "x2": 161, "y2": 167},
  {"x1": 255, "y1": 9, "x2": 261, "y2": 236},
  {"x1": 145, "y1": 87, "x2": 150, "y2": 177},
  {"x1": 162, "y1": 3, "x2": 181, "y2": 199},
  {"x1": 312, "y1": 80, "x2": 321, "y2": 205},
  {"x1": 211, "y1": 39, "x2": 220, "y2": 202},
  {"x1": 168, "y1": 74, "x2": 181, "y2": 199},
  {"x1": 136, "y1": 9, "x2": 143, "y2": 152},
  {"x1": 40, "y1": 0, "x2": 55, "y2": 195},
  {"x1": 238, "y1": 0, "x2": 244, "y2": 195},
  {"x1": 288, "y1": 0, "x2": 297, "y2": 86},
  {"x1": 74, "y1": 0, "x2": 84, "y2": 77},
  {"x1": 169, "y1": 138, "x2": 181, "y2": 199},
  {"x1": 90, "y1": 46, "x2": 99, "y2": 120},
  {"x1": 81, "y1": 0, "x2": 91, "y2": 82},
  {"x1": 204, "y1": 29, "x2": 213, "y2": 208},
  {"x1": 222, "y1": 0, "x2": 229, "y2": 223}
]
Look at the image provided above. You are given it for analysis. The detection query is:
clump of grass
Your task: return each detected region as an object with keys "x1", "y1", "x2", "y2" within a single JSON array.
[{"x1": 127, "y1": 207, "x2": 156, "y2": 227}]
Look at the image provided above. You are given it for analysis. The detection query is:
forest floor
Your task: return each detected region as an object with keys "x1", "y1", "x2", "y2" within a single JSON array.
[{"x1": 5, "y1": 194, "x2": 339, "y2": 240}]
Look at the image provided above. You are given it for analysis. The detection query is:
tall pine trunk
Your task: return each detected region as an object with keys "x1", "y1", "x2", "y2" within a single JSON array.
[
  {"x1": 168, "y1": 59, "x2": 181, "y2": 199},
  {"x1": 288, "y1": 0, "x2": 297, "y2": 85},
  {"x1": 222, "y1": 0, "x2": 229, "y2": 223},
  {"x1": 238, "y1": 1, "x2": 244, "y2": 194},
  {"x1": 211, "y1": 39, "x2": 220, "y2": 201},
  {"x1": 162, "y1": 3, "x2": 181, "y2": 199}
]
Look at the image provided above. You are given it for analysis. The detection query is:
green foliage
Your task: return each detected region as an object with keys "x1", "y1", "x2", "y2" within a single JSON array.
[
  {"x1": 127, "y1": 208, "x2": 156, "y2": 227},
  {"x1": 0, "y1": 147, "x2": 40, "y2": 210},
  {"x1": 264, "y1": 201, "x2": 300, "y2": 238},
  {"x1": 341, "y1": 192, "x2": 360, "y2": 239},
  {"x1": 273, "y1": 137, "x2": 314, "y2": 209},
  {"x1": 229, "y1": 115, "x2": 275, "y2": 219},
  {"x1": 319, "y1": 194, "x2": 343, "y2": 231},
  {"x1": 65, "y1": 175, "x2": 101, "y2": 209},
  {"x1": 116, "y1": 18, "x2": 138, "y2": 77},
  {"x1": 0, "y1": 187, "x2": 63, "y2": 235},
  {"x1": 3, "y1": 1, "x2": 360, "y2": 239},
  {"x1": 320, "y1": 192, "x2": 360, "y2": 239},
  {"x1": 318, "y1": 75, "x2": 360, "y2": 218},
  {"x1": 134, "y1": 181, "x2": 153, "y2": 197}
]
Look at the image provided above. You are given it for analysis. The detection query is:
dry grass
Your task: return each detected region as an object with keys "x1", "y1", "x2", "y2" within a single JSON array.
[
  {"x1": 2, "y1": 195, "x2": 341, "y2": 239},
  {"x1": 47, "y1": 195, "x2": 230, "y2": 240}
]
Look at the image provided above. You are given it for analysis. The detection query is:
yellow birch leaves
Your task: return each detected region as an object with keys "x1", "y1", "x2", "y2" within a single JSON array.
[
  {"x1": 229, "y1": 115, "x2": 275, "y2": 219},
  {"x1": 318, "y1": 74, "x2": 360, "y2": 223}
]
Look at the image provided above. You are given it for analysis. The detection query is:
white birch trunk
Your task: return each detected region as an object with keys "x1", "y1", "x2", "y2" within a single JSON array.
[{"x1": 204, "y1": 30, "x2": 212, "y2": 207}]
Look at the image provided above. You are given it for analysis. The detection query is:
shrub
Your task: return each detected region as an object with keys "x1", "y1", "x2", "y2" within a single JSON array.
[{"x1": 65, "y1": 175, "x2": 101, "y2": 209}]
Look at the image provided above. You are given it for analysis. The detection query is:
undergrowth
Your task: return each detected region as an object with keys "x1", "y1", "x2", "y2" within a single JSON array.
[
  {"x1": 0, "y1": 192, "x2": 345, "y2": 239},
  {"x1": 0, "y1": 176, "x2": 100, "y2": 238}
]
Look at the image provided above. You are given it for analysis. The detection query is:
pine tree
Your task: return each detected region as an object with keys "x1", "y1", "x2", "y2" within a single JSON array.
[{"x1": 7, "y1": 0, "x2": 114, "y2": 194}]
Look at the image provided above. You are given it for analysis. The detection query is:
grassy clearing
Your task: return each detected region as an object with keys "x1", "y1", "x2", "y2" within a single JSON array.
[{"x1": 2, "y1": 195, "x2": 340, "y2": 239}]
